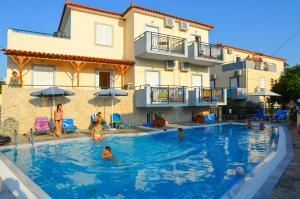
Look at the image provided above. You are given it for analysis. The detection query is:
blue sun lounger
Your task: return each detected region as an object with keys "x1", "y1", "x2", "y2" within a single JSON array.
[{"x1": 111, "y1": 113, "x2": 130, "y2": 129}]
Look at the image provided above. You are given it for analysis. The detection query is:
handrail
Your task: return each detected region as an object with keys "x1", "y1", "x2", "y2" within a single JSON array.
[
  {"x1": 134, "y1": 31, "x2": 186, "y2": 41},
  {"x1": 11, "y1": 28, "x2": 70, "y2": 39}
]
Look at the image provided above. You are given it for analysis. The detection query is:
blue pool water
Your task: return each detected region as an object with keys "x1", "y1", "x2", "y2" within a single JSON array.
[{"x1": 1, "y1": 124, "x2": 277, "y2": 199}]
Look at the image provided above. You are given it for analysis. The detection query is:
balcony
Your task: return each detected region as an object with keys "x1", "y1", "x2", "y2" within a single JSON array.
[
  {"x1": 227, "y1": 88, "x2": 247, "y2": 100},
  {"x1": 187, "y1": 42, "x2": 223, "y2": 66},
  {"x1": 189, "y1": 87, "x2": 227, "y2": 106},
  {"x1": 135, "y1": 31, "x2": 188, "y2": 60},
  {"x1": 135, "y1": 86, "x2": 188, "y2": 107},
  {"x1": 222, "y1": 60, "x2": 277, "y2": 72}
]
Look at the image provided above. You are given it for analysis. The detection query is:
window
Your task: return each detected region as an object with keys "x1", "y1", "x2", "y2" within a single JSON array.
[
  {"x1": 271, "y1": 78, "x2": 274, "y2": 86},
  {"x1": 95, "y1": 23, "x2": 113, "y2": 46},
  {"x1": 192, "y1": 75, "x2": 202, "y2": 87},
  {"x1": 33, "y1": 66, "x2": 54, "y2": 88},
  {"x1": 230, "y1": 77, "x2": 239, "y2": 88},
  {"x1": 145, "y1": 71, "x2": 160, "y2": 86},
  {"x1": 259, "y1": 77, "x2": 265, "y2": 89},
  {"x1": 233, "y1": 55, "x2": 241, "y2": 62}
]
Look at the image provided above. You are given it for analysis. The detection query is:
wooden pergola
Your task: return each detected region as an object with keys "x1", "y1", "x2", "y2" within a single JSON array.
[{"x1": 2, "y1": 49, "x2": 134, "y2": 87}]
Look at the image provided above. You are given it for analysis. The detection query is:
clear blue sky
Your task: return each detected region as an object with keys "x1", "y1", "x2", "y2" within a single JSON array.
[{"x1": 1, "y1": 0, "x2": 299, "y2": 80}]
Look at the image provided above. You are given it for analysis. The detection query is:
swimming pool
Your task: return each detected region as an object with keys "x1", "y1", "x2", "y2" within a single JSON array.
[{"x1": 1, "y1": 124, "x2": 279, "y2": 199}]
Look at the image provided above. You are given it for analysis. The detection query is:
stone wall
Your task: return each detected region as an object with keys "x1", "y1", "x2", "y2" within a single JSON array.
[{"x1": 1, "y1": 86, "x2": 208, "y2": 134}]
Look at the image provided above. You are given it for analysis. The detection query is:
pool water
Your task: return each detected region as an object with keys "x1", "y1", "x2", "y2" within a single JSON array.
[{"x1": 1, "y1": 124, "x2": 277, "y2": 199}]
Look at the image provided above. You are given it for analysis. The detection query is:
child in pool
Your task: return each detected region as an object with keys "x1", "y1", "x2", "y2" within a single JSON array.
[
  {"x1": 178, "y1": 128, "x2": 184, "y2": 141},
  {"x1": 102, "y1": 146, "x2": 112, "y2": 159},
  {"x1": 246, "y1": 119, "x2": 253, "y2": 129},
  {"x1": 91, "y1": 121, "x2": 104, "y2": 141}
]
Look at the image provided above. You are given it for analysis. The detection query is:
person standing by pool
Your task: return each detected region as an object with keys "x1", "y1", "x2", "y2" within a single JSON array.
[
  {"x1": 102, "y1": 146, "x2": 112, "y2": 159},
  {"x1": 178, "y1": 128, "x2": 184, "y2": 141},
  {"x1": 91, "y1": 121, "x2": 104, "y2": 141},
  {"x1": 54, "y1": 104, "x2": 63, "y2": 137}
]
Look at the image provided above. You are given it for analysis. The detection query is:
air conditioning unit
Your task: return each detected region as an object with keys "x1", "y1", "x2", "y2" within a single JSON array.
[
  {"x1": 227, "y1": 48, "x2": 233, "y2": 54},
  {"x1": 234, "y1": 70, "x2": 242, "y2": 76},
  {"x1": 165, "y1": 18, "x2": 174, "y2": 28},
  {"x1": 180, "y1": 62, "x2": 190, "y2": 72},
  {"x1": 164, "y1": 60, "x2": 176, "y2": 70},
  {"x1": 210, "y1": 74, "x2": 217, "y2": 80},
  {"x1": 179, "y1": 22, "x2": 189, "y2": 31}
]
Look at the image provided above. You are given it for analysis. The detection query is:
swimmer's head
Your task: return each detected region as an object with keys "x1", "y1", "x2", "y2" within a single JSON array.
[
  {"x1": 105, "y1": 146, "x2": 111, "y2": 152},
  {"x1": 178, "y1": 128, "x2": 183, "y2": 133}
]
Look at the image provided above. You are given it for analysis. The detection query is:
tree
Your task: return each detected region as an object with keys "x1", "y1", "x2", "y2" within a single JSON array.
[{"x1": 271, "y1": 65, "x2": 300, "y2": 103}]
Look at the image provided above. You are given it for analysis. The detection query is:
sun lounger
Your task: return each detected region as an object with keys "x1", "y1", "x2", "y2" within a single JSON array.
[
  {"x1": 34, "y1": 116, "x2": 50, "y2": 134},
  {"x1": 62, "y1": 118, "x2": 78, "y2": 134},
  {"x1": 111, "y1": 113, "x2": 130, "y2": 129},
  {"x1": 272, "y1": 109, "x2": 287, "y2": 122}
]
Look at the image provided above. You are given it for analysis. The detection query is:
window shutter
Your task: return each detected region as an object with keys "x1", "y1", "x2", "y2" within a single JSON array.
[{"x1": 96, "y1": 24, "x2": 113, "y2": 46}]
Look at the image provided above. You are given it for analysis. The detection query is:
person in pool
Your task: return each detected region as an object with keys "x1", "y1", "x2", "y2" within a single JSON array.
[
  {"x1": 245, "y1": 119, "x2": 253, "y2": 129},
  {"x1": 91, "y1": 121, "x2": 104, "y2": 141},
  {"x1": 102, "y1": 146, "x2": 112, "y2": 159},
  {"x1": 178, "y1": 128, "x2": 184, "y2": 141},
  {"x1": 259, "y1": 122, "x2": 265, "y2": 130}
]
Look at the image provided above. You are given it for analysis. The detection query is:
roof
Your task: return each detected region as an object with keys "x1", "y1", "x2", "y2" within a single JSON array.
[
  {"x1": 218, "y1": 44, "x2": 286, "y2": 62},
  {"x1": 1, "y1": 49, "x2": 135, "y2": 66},
  {"x1": 58, "y1": 1, "x2": 214, "y2": 31}
]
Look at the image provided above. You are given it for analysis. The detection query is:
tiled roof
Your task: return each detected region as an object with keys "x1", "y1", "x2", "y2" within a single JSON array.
[
  {"x1": 2, "y1": 49, "x2": 135, "y2": 65},
  {"x1": 60, "y1": 1, "x2": 214, "y2": 30},
  {"x1": 218, "y1": 44, "x2": 286, "y2": 62}
]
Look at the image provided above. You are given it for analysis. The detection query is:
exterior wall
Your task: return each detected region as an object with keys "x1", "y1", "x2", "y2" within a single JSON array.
[
  {"x1": 1, "y1": 86, "x2": 209, "y2": 134},
  {"x1": 6, "y1": 58, "x2": 122, "y2": 88},
  {"x1": 7, "y1": 10, "x2": 125, "y2": 59},
  {"x1": 134, "y1": 59, "x2": 210, "y2": 87},
  {"x1": 133, "y1": 12, "x2": 209, "y2": 43}
]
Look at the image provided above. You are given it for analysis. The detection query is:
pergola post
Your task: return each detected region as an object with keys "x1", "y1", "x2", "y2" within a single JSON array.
[
  {"x1": 70, "y1": 61, "x2": 86, "y2": 87},
  {"x1": 115, "y1": 64, "x2": 131, "y2": 89},
  {"x1": 9, "y1": 55, "x2": 31, "y2": 86}
]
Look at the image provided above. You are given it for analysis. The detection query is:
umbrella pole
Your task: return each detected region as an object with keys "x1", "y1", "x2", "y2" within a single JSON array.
[
  {"x1": 264, "y1": 96, "x2": 266, "y2": 120},
  {"x1": 111, "y1": 95, "x2": 114, "y2": 128}
]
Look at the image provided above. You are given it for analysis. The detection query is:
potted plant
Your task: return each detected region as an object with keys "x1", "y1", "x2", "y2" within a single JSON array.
[
  {"x1": 194, "y1": 114, "x2": 204, "y2": 123},
  {"x1": 152, "y1": 114, "x2": 167, "y2": 127}
]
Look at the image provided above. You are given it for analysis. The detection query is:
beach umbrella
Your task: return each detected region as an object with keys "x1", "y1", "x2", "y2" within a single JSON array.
[
  {"x1": 251, "y1": 89, "x2": 281, "y2": 116},
  {"x1": 95, "y1": 88, "x2": 128, "y2": 127},
  {"x1": 30, "y1": 86, "x2": 75, "y2": 118}
]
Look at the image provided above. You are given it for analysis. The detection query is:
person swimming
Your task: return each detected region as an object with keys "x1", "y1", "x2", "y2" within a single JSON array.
[
  {"x1": 246, "y1": 119, "x2": 253, "y2": 129},
  {"x1": 178, "y1": 128, "x2": 184, "y2": 141},
  {"x1": 259, "y1": 122, "x2": 265, "y2": 130},
  {"x1": 102, "y1": 146, "x2": 113, "y2": 159},
  {"x1": 91, "y1": 121, "x2": 104, "y2": 141}
]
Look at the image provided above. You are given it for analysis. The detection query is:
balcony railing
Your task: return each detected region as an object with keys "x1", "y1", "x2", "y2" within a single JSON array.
[
  {"x1": 11, "y1": 28, "x2": 70, "y2": 39},
  {"x1": 148, "y1": 32, "x2": 185, "y2": 54},
  {"x1": 150, "y1": 86, "x2": 185, "y2": 104},
  {"x1": 199, "y1": 88, "x2": 225, "y2": 103},
  {"x1": 197, "y1": 42, "x2": 223, "y2": 60}
]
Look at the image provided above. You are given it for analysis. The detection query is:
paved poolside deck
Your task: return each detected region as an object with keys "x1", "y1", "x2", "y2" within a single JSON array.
[{"x1": 269, "y1": 125, "x2": 300, "y2": 199}]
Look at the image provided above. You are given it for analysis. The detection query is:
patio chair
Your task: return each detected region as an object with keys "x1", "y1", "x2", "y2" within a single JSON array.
[
  {"x1": 204, "y1": 113, "x2": 215, "y2": 122},
  {"x1": 34, "y1": 116, "x2": 50, "y2": 134},
  {"x1": 90, "y1": 113, "x2": 110, "y2": 129},
  {"x1": 110, "y1": 113, "x2": 130, "y2": 129},
  {"x1": 272, "y1": 109, "x2": 287, "y2": 122},
  {"x1": 62, "y1": 118, "x2": 78, "y2": 134}
]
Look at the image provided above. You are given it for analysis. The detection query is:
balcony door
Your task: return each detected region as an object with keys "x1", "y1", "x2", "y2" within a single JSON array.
[
  {"x1": 192, "y1": 75, "x2": 202, "y2": 88},
  {"x1": 230, "y1": 77, "x2": 239, "y2": 88},
  {"x1": 145, "y1": 71, "x2": 160, "y2": 86},
  {"x1": 95, "y1": 70, "x2": 111, "y2": 89},
  {"x1": 145, "y1": 25, "x2": 159, "y2": 33}
]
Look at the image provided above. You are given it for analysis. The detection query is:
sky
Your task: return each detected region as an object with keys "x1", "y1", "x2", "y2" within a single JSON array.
[{"x1": 0, "y1": 0, "x2": 299, "y2": 80}]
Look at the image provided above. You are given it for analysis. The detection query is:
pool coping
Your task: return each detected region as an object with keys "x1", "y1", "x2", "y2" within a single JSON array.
[
  {"x1": 220, "y1": 126, "x2": 288, "y2": 199},
  {"x1": 0, "y1": 122, "x2": 286, "y2": 199}
]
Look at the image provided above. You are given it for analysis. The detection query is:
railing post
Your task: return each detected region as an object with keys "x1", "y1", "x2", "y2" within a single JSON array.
[
  {"x1": 209, "y1": 44, "x2": 212, "y2": 58},
  {"x1": 167, "y1": 36, "x2": 170, "y2": 52},
  {"x1": 168, "y1": 86, "x2": 170, "y2": 104}
]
